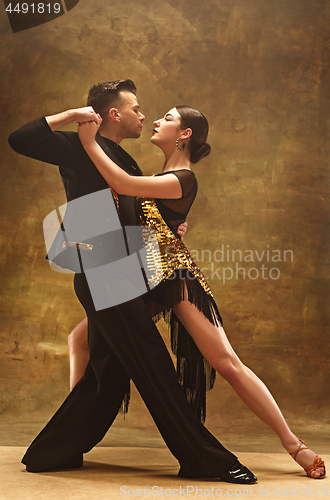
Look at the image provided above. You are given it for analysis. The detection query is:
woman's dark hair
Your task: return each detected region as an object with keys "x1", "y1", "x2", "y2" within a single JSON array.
[{"x1": 176, "y1": 105, "x2": 211, "y2": 164}]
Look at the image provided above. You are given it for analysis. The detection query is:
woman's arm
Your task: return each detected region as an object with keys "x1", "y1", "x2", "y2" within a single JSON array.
[{"x1": 78, "y1": 121, "x2": 182, "y2": 199}]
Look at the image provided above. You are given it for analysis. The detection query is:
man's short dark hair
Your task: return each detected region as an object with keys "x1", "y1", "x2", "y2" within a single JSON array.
[{"x1": 87, "y1": 80, "x2": 137, "y2": 118}]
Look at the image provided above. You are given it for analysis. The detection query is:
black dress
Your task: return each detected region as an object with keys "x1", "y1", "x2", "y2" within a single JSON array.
[{"x1": 139, "y1": 169, "x2": 222, "y2": 423}]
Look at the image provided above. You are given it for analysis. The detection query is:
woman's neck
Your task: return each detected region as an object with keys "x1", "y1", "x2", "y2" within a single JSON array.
[{"x1": 161, "y1": 149, "x2": 191, "y2": 172}]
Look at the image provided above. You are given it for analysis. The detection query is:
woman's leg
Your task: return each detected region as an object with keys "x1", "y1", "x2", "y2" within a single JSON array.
[
  {"x1": 173, "y1": 299, "x2": 324, "y2": 478},
  {"x1": 68, "y1": 318, "x2": 89, "y2": 391}
]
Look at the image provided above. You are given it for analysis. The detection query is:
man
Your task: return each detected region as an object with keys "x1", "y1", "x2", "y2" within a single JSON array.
[{"x1": 8, "y1": 80, "x2": 257, "y2": 483}]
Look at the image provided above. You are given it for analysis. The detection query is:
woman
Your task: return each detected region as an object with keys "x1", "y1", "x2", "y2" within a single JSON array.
[{"x1": 72, "y1": 105, "x2": 325, "y2": 479}]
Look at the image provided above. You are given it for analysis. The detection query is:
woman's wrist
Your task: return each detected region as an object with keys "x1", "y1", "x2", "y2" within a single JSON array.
[{"x1": 82, "y1": 140, "x2": 97, "y2": 151}]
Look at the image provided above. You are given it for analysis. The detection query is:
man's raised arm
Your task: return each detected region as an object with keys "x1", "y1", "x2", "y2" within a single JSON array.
[
  {"x1": 8, "y1": 107, "x2": 100, "y2": 167},
  {"x1": 45, "y1": 107, "x2": 100, "y2": 131}
]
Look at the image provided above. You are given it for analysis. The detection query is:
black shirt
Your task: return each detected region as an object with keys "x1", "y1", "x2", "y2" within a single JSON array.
[
  {"x1": 8, "y1": 116, "x2": 143, "y2": 227},
  {"x1": 8, "y1": 117, "x2": 144, "y2": 272}
]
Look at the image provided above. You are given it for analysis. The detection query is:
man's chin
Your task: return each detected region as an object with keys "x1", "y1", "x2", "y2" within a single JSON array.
[{"x1": 125, "y1": 133, "x2": 141, "y2": 140}]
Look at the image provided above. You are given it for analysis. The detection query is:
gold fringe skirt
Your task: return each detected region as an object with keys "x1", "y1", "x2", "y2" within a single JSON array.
[{"x1": 137, "y1": 198, "x2": 222, "y2": 423}]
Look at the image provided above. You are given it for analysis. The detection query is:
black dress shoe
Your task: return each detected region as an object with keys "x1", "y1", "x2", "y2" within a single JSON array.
[
  {"x1": 178, "y1": 460, "x2": 257, "y2": 484},
  {"x1": 219, "y1": 462, "x2": 257, "y2": 484}
]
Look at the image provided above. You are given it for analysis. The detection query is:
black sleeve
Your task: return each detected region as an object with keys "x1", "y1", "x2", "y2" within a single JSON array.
[
  {"x1": 171, "y1": 170, "x2": 197, "y2": 198},
  {"x1": 8, "y1": 116, "x2": 88, "y2": 173}
]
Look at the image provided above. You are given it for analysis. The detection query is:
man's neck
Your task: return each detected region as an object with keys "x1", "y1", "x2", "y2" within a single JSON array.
[{"x1": 99, "y1": 125, "x2": 122, "y2": 145}]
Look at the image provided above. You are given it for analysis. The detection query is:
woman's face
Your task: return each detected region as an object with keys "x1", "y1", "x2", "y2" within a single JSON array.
[{"x1": 150, "y1": 108, "x2": 183, "y2": 148}]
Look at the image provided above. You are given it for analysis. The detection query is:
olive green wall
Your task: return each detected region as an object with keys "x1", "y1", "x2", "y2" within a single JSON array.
[{"x1": 0, "y1": 0, "x2": 329, "y2": 436}]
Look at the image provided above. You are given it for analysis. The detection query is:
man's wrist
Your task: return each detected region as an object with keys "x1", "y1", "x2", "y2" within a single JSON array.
[
  {"x1": 66, "y1": 109, "x2": 77, "y2": 122},
  {"x1": 46, "y1": 109, "x2": 76, "y2": 131}
]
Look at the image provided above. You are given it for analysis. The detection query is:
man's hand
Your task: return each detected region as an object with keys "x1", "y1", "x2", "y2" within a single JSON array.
[
  {"x1": 177, "y1": 221, "x2": 188, "y2": 240},
  {"x1": 46, "y1": 107, "x2": 101, "y2": 132},
  {"x1": 78, "y1": 118, "x2": 102, "y2": 147},
  {"x1": 72, "y1": 107, "x2": 101, "y2": 124}
]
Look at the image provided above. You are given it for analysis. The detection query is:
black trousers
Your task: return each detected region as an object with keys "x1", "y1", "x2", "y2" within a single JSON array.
[{"x1": 22, "y1": 273, "x2": 237, "y2": 475}]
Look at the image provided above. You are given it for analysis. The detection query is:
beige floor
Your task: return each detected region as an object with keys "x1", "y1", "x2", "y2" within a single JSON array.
[
  {"x1": 0, "y1": 446, "x2": 328, "y2": 500},
  {"x1": 0, "y1": 420, "x2": 329, "y2": 500}
]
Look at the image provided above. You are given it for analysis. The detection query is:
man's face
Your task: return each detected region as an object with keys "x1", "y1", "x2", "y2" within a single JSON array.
[{"x1": 117, "y1": 92, "x2": 145, "y2": 140}]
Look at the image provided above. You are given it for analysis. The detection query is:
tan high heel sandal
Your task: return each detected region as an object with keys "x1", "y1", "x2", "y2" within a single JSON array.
[{"x1": 290, "y1": 439, "x2": 326, "y2": 479}]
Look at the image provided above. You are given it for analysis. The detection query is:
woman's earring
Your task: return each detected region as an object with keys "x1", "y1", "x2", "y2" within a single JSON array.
[{"x1": 176, "y1": 137, "x2": 186, "y2": 152}]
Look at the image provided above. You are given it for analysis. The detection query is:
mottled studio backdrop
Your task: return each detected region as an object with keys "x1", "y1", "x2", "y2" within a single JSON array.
[{"x1": 0, "y1": 0, "x2": 329, "y2": 441}]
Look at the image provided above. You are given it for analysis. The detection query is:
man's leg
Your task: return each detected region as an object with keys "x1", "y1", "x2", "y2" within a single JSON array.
[
  {"x1": 22, "y1": 317, "x2": 130, "y2": 472},
  {"x1": 74, "y1": 273, "x2": 238, "y2": 477},
  {"x1": 23, "y1": 274, "x2": 242, "y2": 478}
]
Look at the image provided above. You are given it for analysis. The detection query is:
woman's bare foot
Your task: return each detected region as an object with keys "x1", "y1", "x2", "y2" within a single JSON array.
[{"x1": 286, "y1": 438, "x2": 325, "y2": 479}]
